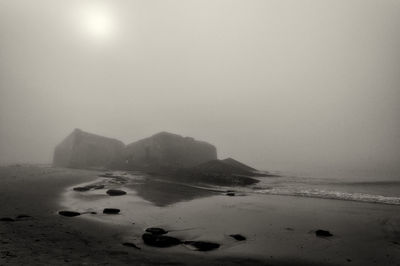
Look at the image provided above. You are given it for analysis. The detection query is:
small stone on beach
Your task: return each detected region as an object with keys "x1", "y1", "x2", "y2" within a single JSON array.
[
  {"x1": 230, "y1": 234, "x2": 246, "y2": 241},
  {"x1": 16, "y1": 214, "x2": 32, "y2": 219},
  {"x1": 226, "y1": 190, "x2": 236, "y2": 196},
  {"x1": 74, "y1": 184, "x2": 105, "y2": 192},
  {"x1": 73, "y1": 186, "x2": 91, "y2": 192},
  {"x1": 145, "y1": 227, "x2": 168, "y2": 235},
  {"x1": 142, "y1": 233, "x2": 182, "y2": 247},
  {"x1": 0, "y1": 217, "x2": 15, "y2": 222},
  {"x1": 106, "y1": 189, "x2": 127, "y2": 196},
  {"x1": 58, "y1": 211, "x2": 81, "y2": 217},
  {"x1": 183, "y1": 241, "x2": 220, "y2": 251},
  {"x1": 315, "y1": 229, "x2": 333, "y2": 237},
  {"x1": 103, "y1": 208, "x2": 120, "y2": 214}
]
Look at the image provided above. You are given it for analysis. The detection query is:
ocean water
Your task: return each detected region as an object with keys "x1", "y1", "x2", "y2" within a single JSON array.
[
  {"x1": 238, "y1": 169, "x2": 400, "y2": 206},
  {"x1": 63, "y1": 170, "x2": 400, "y2": 208}
]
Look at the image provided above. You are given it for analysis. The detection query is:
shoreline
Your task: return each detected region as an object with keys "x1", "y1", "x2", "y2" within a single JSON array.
[
  {"x1": 1, "y1": 165, "x2": 400, "y2": 265},
  {"x1": 61, "y1": 168, "x2": 400, "y2": 266}
]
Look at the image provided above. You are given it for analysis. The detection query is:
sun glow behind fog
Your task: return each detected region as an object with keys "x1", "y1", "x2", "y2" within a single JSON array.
[{"x1": 73, "y1": 3, "x2": 118, "y2": 43}]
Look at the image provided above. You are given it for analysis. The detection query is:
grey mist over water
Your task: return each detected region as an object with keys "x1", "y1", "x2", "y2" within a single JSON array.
[{"x1": 1, "y1": 0, "x2": 400, "y2": 181}]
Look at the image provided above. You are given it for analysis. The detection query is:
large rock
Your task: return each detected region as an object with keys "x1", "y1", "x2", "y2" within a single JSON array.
[
  {"x1": 190, "y1": 158, "x2": 257, "y2": 176},
  {"x1": 53, "y1": 129, "x2": 125, "y2": 169},
  {"x1": 174, "y1": 158, "x2": 260, "y2": 186},
  {"x1": 221, "y1": 158, "x2": 256, "y2": 172},
  {"x1": 124, "y1": 132, "x2": 217, "y2": 170}
]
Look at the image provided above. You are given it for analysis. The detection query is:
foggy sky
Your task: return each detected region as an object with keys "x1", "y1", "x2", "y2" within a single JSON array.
[{"x1": 1, "y1": 0, "x2": 399, "y2": 179}]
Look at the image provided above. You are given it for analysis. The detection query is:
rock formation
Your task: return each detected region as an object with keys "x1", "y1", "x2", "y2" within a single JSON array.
[
  {"x1": 189, "y1": 158, "x2": 257, "y2": 176},
  {"x1": 52, "y1": 129, "x2": 264, "y2": 186},
  {"x1": 221, "y1": 158, "x2": 256, "y2": 172},
  {"x1": 53, "y1": 129, "x2": 125, "y2": 169},
  {"x1": 174, "y1": 158, "x2": 260, "y2": 186},
  {"x1": 124, "y1": 132, "x2": 217, "y2": 170}
]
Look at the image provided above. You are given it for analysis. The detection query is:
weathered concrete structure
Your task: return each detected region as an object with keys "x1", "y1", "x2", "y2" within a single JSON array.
[
  {"x1": 124, "y1": 132, "x2": 217, "y2": 170},
  {"x1": 53, "y1": 129, "x2": 125, "y2": 169}
]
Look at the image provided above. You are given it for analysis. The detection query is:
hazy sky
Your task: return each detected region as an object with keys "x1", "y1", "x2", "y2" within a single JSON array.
[{"x1": 1, "y1": 0, "x2": 399, "y2": 178}]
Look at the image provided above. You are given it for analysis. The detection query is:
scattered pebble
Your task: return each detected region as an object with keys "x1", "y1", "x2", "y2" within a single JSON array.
[
  {"x1": 106, "y1": 189, "x2": 127, "y2": 196},
  {"x1": 58, "y1": 211, "x2": 81, "y2": 217},
  {"x1": 229, "y1": 234, "x2": 246, "y2": 241},
  {"x1": 103, "y1": 208, "x2": 120, "y2": 214},
  {"x1": 73, "y1": 187, "x2": 91, "y2": 192},
  {"x1": 0, "y1": 217, "x2": 15, "y2": 222},
  {"x1": 16, "y1": 214, "x2": 32, "y2": 219},
  {"x1": 142, "y1": 233, "x2": 181, "y2": 247},
  {"x1": 315, "y1": 229, "x2": 333, "y2": 237},
  {"x1": 74, "y1": 184, "x2": 105, "y2": 192}
]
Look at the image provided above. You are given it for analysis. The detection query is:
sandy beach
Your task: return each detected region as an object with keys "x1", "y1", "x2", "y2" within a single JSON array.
[{"x1": 1, "y1": 165, "x2": 399, "y2": 266}]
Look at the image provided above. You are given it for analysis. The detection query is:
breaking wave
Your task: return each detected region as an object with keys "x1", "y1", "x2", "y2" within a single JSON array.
[{"x1": 253, "y1": 187, "x2": 400, "y2": 206}]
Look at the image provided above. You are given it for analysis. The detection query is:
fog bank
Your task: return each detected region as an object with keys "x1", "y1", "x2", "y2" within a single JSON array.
[{"x1": 1, "y1": 0, "x2": 399, "y2": 179}]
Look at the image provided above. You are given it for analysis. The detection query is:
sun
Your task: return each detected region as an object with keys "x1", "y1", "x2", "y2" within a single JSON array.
[{"x1": 76, "y1": 3, "x2": 117, "y2": 42}]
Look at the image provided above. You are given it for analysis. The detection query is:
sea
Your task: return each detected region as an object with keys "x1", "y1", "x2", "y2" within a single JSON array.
[{"x1": 239, "y1": 168, "x2": 400, "y2": 206}]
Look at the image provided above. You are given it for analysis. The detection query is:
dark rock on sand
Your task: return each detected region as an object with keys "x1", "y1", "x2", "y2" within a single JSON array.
[
  {"x1": 73, "y1": 186, "x2": 91, "y2": 192},
  {"x1": 16, "y1": 214, "x2": 32, "y2": 219},
  {"x1": 230, "y1": 234, "x2": 246, "y2": 241},
  {"x1": 145, "y1": 227, "x2": 168, "y2": 235},
  {"x1": 142, "y1": 233, "x2": 182, "y2": 247},
  {"x1": 106, "y1": 189, "x2": 127, "y2": 196},
  {"x1": 125, "y1": 131, "x2": 217, "y2": 170},
  {"x1": 183, "y1": 241, "x2": 220, "y2": 251},
  {"x1": 53, "y1": 128, "x2": 125, "y2": 169},
  {"x1": 103, "y1": 208, "x2": 120, "y2": 214},
  {"x1": 74, "y1": 184, "x2": 105, "y2": 192},
  {"x1": 226, "y1": 192, "x2": 235, "y2": 196},
  {"x1": 0, "y1": 217, "x2": 15, "y2": 222},
  {"x1": 58, "y1": 211, "x2": 81, "y2": 217},
  {"x1": 122, "y1": 242, "x2": 141, "y2": 250},
  {"x1": 315, "y1": 229, "x2": 333, "y2": 237},
  {"x1": 176, "y1": 159, "x2": 260, "y2": 186}
]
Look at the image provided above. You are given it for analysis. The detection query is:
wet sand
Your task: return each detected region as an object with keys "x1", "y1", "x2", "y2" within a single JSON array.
[{"x1": 1, "y1": 165, "x2": 399, "y2": 265}]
